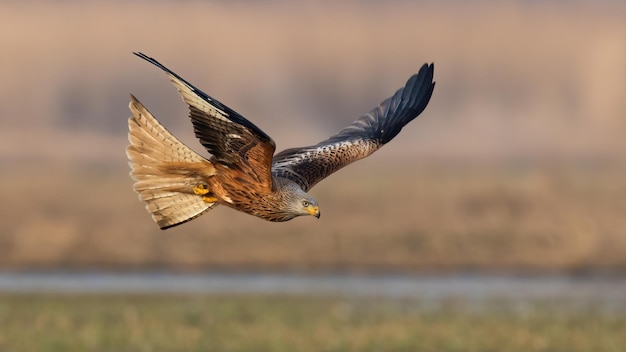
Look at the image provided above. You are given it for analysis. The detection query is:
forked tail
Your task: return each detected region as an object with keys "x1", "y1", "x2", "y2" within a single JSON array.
[{"x1": 126, "y1": 95, "x2": 217, "y2": 229}]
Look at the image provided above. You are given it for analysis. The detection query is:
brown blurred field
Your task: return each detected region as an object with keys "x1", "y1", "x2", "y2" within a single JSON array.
[
  {"x1": 2, "y1": 160, "x2": 625, "y2": 272},
  {"x1": 2, "y1": 1, "x2": 626, "y2": 161},
  {"x1": 1, "y1": 1, "x2": 625, "y2": 272}
]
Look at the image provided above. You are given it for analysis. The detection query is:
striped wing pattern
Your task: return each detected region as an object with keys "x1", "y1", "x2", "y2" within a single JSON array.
[
  {"x1": 127, "y1": 95, "x2": 217, "y2": 229},
  {"x1": 272, "y1": 63, "x2": 435, "y2": 191},
  {"x1": 134, "y1": 53, "x2": 276, "y2": 190}
]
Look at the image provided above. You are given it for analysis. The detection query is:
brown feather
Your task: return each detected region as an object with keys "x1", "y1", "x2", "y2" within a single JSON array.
[
  {"x1": 127, "y1": 95, "x2": 218, "y2": 229},
  {"x1": 133, "y1": 53, "x2": 276, "y2": 194}
]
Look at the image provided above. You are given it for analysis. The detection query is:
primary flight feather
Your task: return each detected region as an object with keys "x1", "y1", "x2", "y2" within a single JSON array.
[{"x1": 127, "y1": 52, "x2": 435, "y2": 229}]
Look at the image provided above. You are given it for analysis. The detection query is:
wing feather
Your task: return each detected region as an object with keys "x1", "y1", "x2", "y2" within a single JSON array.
[
  {"x1": 134, "y1": 52, "x2": 276, "y2": 191},
  {"x1": 272, "y1": 63, "x2": 435, "y2": 191}
]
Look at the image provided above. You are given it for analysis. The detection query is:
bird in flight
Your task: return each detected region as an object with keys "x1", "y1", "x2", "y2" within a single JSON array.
[{"x1": 127, "y1": 52, "x2": 435, "y2": 229}]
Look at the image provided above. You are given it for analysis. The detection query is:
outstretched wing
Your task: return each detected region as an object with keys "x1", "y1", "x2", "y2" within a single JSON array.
[
  {"x1": 134, "y1": 52, "x2": 276, "y2": 189},
  {"x1": 271, "y1": 63, "x2": 435, "y2": 192}
]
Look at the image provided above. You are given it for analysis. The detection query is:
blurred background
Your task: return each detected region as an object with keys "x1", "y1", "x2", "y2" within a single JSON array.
[{"x1": 1, "y1": 1, "x2": 625, "y2": 350}]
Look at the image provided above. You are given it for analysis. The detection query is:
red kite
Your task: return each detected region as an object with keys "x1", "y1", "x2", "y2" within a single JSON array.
[{"x1": 127, "y1": 53, "x2": 434, "y2": 229}]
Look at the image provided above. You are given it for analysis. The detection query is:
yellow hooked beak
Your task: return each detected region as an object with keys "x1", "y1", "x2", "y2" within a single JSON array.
[{"x1": 307, "y1": 205, "x2": 321, "y2": 219}]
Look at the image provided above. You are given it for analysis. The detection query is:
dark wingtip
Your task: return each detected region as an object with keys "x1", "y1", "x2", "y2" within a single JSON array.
[
  {"x1": 133, "y1": 52, "x2": 149, "y2": 60},
  {"x1": 133, "y1": 52, "x2": 172, "y2": 75},
  {"x1": 377, "y1": 62, "x2": 435, "y2": 144}
]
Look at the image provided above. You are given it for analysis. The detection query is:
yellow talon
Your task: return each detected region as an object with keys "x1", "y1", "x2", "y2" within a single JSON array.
[
  {"x1": 202, "y1": 195, "x2": 219, "y2": 204},
  {"x1": 193, "y1": 183, "x2": 209, "y2": 195}
]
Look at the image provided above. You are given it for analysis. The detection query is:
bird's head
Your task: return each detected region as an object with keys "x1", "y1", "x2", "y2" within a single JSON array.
[
  {"x1": 299, "y1": 196, "x2": 320, "y2": 219},
  {"x1": 276, "y1": 178, "x2": 321, "y2": 220},
  {"x1": 287, "y1": 189, "x2": 320, "y2": 219}
]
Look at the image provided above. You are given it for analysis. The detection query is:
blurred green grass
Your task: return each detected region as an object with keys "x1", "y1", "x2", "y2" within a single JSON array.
[{"x1": 0, "y1": 294, "x2": 624, "y2": 351}]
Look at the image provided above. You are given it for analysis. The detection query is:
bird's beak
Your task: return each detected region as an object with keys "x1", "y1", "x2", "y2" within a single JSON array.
[{"x1": 308, "y1": 205, "x2": 320, "y2": 219}]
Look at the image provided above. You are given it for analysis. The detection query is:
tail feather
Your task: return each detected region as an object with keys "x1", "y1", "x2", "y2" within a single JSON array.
[{"x1": 127, "y1": 94, "x2": 217, "y2": 229}]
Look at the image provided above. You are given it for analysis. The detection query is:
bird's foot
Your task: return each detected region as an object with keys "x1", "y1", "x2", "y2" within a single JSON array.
[
  {"x1": 193, "y1": 183, "x2": 210, "y2": 195},
  {"x1": 202, "y1": 195, "x2": 219, "y2": 204}
]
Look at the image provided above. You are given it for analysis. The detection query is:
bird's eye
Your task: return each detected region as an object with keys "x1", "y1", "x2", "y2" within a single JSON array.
[{"x1": 302, "y1": 201, "x2": 310, "y2": 207}]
